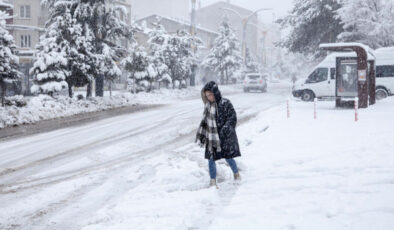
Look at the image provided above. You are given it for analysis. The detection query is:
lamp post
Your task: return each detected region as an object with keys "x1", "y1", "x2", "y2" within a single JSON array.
[
  {"x1": 190, "y1": 0, "x2": 197, "y2": 86},
  {"x1": 220, "y1": 7, "x2": 271, "y2": 64}
]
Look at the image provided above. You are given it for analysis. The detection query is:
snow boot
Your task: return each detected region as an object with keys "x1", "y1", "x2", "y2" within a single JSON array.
[
  {"x1": 234, "y1": 172, "x2": 241, "y2": 180},
  {"x1": 209, "y1": 179, "x2": 218, "y2": 188}
]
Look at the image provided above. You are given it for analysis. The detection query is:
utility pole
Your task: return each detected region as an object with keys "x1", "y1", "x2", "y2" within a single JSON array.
[{"x1": 190, "y1": 0, "x2": 197, "y2": 86}]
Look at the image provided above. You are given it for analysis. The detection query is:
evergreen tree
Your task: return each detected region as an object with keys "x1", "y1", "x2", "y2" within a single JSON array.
[
  {"x1": 0, "y1": 8, "x2": 20, "y2": 106},
  {"x1": 278, "y1": 0, "x2": 343, "y2": 57},
  {"x1": 30, "y1": 7, "x2": 74, "y2": 97},
  {"x1": 37, "y1": 0, "x2": 96, "y2": 98},
  {"x1": 202, "y1": 20, "x2": 243, "y2": 84},
  {"x1": 336, "y1": 0, "x2": 394, "y2": 48}
]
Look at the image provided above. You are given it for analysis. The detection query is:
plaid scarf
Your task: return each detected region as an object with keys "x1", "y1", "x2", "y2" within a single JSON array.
[{"x1": 196, "y1": 102, "x2": 221, "y2": 153}]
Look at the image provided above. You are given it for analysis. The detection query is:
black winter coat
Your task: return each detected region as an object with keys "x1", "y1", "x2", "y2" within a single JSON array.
[{"x1": 201, "y1": 81, "x2": 241, "y2": 161}]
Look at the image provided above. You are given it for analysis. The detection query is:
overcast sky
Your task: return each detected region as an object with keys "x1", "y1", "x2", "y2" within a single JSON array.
[{"x1": 200, "y1": 0, "x2": 294, "y2": 23}]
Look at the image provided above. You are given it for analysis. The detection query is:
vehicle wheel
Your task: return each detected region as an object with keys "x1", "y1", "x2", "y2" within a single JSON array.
[
  {"x1": 376, "y1": 88, "x2": 388, "y2": 100},
  {"x1": 301, "y1": 90, "x2": 314, "y2": 102},
  {"x1": 262, "y1": 87, "x2": 267, "y2": 93},
  {"x1": 243, "y1": 88, "x2": 248, "y2": 93}
]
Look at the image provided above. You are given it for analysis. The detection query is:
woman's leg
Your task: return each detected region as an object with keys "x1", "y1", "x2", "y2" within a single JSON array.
[
  {"x1": 225, "y1": 158, "x2": 239, "y2": 174},
  {"x1": 208, "y1": 157, "x2": 217, "y2": 179}
]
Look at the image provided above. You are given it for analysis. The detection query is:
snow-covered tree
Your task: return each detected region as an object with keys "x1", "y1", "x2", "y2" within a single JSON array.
[
  {"x1": 41, "y1": 0, "x2": 134, "y2": 97},
  {"x1": 36, "y1": 0, "x2": 96, "y2": 98},
  {"x1": 202, "y1": 20, "x2": 243, "y2": 84},
  {"x1": 278, "y1": 0, "x2": 343, "y2": 57},
  {"x1": 160, "y1": 30, "x2": 199, "y2": 89},
  {"x1": 244, "y1": 48, "x2": 260, "y2": 73},
  {"x1": 147, "y1": 22, "x2": 171, "y2": 87},
  {"x1": 0, "y1": 8, "x2": 20, "y2": 106},
  {"x1": 172, "y1": 30, "x2": 201, "y2": 88},
  {"x1": 74, "y1": 0, "x2": 134, "y2": 97},
  {"x1": 122, "y1": 45, "x2": 153, "y2": 93},
  {"x1": 30, "y1": 7, "x2": 73, "y2": 97},
  {"x1": 336, "y1": 0, "x2": 394, "y2": 48}
]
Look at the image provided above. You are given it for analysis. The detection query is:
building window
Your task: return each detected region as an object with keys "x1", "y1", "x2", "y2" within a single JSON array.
[
  {"x1": 20, "y1": 35, "x2": 31, "y2": 48},
  {"x1": 20, "y1": 5, "x2": 31, "y2": 18}
]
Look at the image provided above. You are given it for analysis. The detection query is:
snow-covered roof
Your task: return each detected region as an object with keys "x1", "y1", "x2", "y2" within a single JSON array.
[
  {"x1": 320, "y1": 42, "x2": 375, "y2": 60},
  {"x1": 196, "y1": 1, "x2": 253, "y2": 16},
  {"x1": 136, "y1": 14, "x2": 219, "y2": 36}
]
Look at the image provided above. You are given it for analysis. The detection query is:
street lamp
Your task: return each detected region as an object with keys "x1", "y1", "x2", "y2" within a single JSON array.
[{"x1": 220, "y1": 7, "x2": 271, "y2": 63}]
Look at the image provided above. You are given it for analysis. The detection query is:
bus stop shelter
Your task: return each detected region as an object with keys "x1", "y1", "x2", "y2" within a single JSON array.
[{"x1": 319, "y1": 43, "x2": 376, "y2": 108}]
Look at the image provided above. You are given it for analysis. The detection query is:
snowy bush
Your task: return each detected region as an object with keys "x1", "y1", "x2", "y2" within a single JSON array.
[{"x1": 4, "y1": 95, "x2": 27, "y2": 107}]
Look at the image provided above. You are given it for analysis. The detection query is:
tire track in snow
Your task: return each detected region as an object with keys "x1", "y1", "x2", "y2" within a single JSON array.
[
  {"x1": 0, "y1": 104, "x2": 200, "y2": 178},
  {"x1": 0, "y1": 96, "x2": 285, "y2": 230},
  {"x1": 0, "y1": 110, "x2": 256, "y2": 194}
]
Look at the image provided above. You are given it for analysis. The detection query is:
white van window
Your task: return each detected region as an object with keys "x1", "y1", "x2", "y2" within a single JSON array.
[
  {"x1": 376, "y1": 65, "x2": 394, "y2": 78},
  {"x1": 307, "y1": 68, "x2": 328, "y2": 83}
]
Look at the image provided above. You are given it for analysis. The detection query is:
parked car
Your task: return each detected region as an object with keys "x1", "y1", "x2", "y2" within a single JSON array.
[
  {"x1": 243, "y1": 73, "x2": 268, "y2": 93},
  {"x1": 292, "y1": 49, "x2": 394, "y2": 101}
]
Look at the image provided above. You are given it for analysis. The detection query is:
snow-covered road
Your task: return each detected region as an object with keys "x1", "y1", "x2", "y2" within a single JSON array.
[{"x1": 0, "y1": 84, "x2": 290, "y2": 229}]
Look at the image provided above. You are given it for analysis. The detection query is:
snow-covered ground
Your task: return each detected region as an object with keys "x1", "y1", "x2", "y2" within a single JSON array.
[
  {"x1": 208, "y1": 97, "x2": 394, "y2": 230},
  {"x1": 0, "y1": 85, "x2": 241, "y2": 129},
  {"x1": 1, "y1": 82, "x2": 393, "y2": 230}
]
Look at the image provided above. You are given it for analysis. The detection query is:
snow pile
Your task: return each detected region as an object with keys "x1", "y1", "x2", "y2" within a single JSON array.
[
  {"x1": 0, "y1": 94, "x2": 136, "y2": 129},
  {"x1": 0, "y1": 85, "x2": 241, "y2": 129}
]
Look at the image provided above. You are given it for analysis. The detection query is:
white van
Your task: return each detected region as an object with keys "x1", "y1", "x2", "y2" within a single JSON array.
[
  {"x1": 375, "y1": 47, "x2": 394, "y2": 99},
  {"x1": 292, "y1": 49, "x2": 394, "y2": 101}
]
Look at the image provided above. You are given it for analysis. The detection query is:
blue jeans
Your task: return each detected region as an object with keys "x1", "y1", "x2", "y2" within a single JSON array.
[{"x1": 208, "y1": 157, "x2": 239, "y2": 179}]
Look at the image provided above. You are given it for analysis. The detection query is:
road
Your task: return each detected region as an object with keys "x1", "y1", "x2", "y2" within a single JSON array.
[{"x1": 0, "y1": 84, "x2": 291, "y2": 230}]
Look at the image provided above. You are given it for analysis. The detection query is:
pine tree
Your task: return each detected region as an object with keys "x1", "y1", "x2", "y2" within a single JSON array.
[
  {"x1": 30, "y1": 7, "x2": 73, "y2": 97},
  {"x1": 202, "y1": 20, "x2": 243, "y2": 84},
  {"x1": 0, "y1": 8, "x2": 20, "y2": 106},
  {"x1": 37, "y1": 0, "x2": 96, "y2": 98},
  {"x1": 278, "y1": 0, "x2": 343, "y2": 57},
  {"x1": 336, "y1": 0, "x2": 394, "y2": 48}
]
